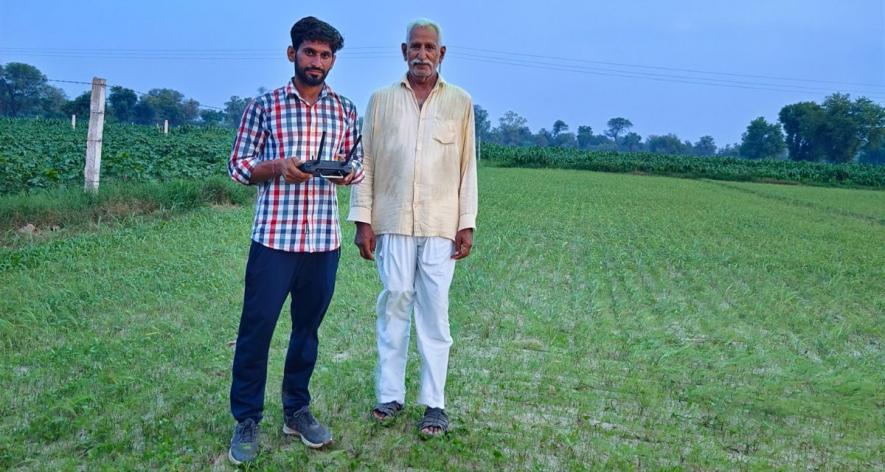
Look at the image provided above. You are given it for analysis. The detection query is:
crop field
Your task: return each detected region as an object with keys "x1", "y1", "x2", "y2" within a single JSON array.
[
  {"x1": 3, "y1": 118, "x2": 884, "y2": 197},
  {"x1": 485, "y1": 144, "x2": 885, "y2": 188},
  {"x1": 0, "y1": 118, "x2": 232, "y2": 194},
  {"x1": 1, "y1": 166, "x2": 882, "y2": 470}
]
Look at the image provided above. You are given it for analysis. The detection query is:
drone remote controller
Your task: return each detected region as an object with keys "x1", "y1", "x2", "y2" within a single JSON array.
[{"x1": 298, "y1": 131, "x2": 361, "y2": 179}]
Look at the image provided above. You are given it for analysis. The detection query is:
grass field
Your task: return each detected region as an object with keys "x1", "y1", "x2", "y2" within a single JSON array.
[{"x1": 1, "y1": 167, "x2": 883, "y2": 470}]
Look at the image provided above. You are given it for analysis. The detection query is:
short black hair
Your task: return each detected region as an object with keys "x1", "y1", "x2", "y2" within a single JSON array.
[{"x1": 290, "y1": 16, "x2": 344, "y2": 53}]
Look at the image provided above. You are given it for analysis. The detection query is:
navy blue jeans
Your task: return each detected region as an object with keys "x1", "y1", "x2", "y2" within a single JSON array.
[{"x1": 230, "y1": 241, "x2": 339, "y2": 423}]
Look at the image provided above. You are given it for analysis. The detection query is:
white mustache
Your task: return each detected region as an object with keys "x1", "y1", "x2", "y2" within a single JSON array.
[{"x1": 410, "y1": 60, "x2": 433, "y2": 66}]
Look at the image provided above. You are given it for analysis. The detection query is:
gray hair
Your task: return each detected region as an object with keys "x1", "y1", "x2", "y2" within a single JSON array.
[{"x1": 405, "y1": 18, "x2": 443, "y2": 44}]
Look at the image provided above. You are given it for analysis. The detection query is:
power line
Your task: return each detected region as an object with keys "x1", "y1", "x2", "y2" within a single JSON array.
[
  {"x1": 1, "y1": 47, "x2": 398, "y2": 61},
  {"x1": 7, "y1": 53, "x2": 399, "y2": 61},
  {"x1": 30, "y1": 49, "x2": 885, "y2": 98},
  {"x1": 6, "y1": 45, "x2": 882, "y2": 91},
  {"x1": 48, "y1": 78, "x2": 224, "y2": 110},
  {"x1": 47, "y1": 79, "x2": 92, "y2": 86},
  {"x1": 1, "y1": 46, "x2": 390, "y2": 53},
  {"x1": 22, "y1": 44, "x2": 885, "y2": 104},
  {"x1": 448, "y1": 45, "x2": 885, "y2": 90},
  {"x1": 111, "y1": 85, "x2": 225, "y2": 111},
  {"x1": 447, "y1": 52, "x2": 885, "y2": 99}
]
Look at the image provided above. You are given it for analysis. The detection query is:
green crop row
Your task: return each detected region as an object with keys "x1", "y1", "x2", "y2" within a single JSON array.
[
  {"x1": 481, "y1": 144, "x2": 885, "y2": 188},
  {"x1": 1, "y1": 118, "x2": 234, "y2": 194},
  {"x1": 4, "y1": 119, "x2": 884, "y2": 194}
]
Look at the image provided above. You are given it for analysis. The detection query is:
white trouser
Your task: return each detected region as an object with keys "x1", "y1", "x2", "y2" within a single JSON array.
[{"x1": 375, "y1": 234, "x2": 456, "y2": 409}]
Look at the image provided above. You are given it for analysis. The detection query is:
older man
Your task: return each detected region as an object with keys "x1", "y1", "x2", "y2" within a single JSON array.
[{"x1": 348, "y1": 18, "x2": 477, "y2": 437}]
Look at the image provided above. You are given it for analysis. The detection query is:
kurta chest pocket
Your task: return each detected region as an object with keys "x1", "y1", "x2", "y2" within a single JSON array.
[{"x1": 432, "y1": 119, "x2": 457, "y2": 145}]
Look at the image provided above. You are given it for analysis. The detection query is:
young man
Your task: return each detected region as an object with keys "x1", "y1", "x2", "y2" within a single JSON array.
[
  {"x1": 348, "y1": 18, "x2": 478, "y2": 438},
  {"x1": 226, "y1": 16, "x2": 362, "y2": 464}
]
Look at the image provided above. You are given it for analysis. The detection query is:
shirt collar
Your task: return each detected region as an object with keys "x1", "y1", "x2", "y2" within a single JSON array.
[
  {"x1": 285, "y1": 78, "x2": 335, "y2": 102},
  {"x1": 400, "y1": 73, "x2": 446, "y2": 92}
]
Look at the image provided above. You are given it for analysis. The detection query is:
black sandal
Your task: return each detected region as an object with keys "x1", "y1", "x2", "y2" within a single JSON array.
[
  {"x1": 418, "y1": 407, "x2": 448, "y2": 438},
  {"x1": 371, "y1": 401, "x2": 403, "y2": 425}
]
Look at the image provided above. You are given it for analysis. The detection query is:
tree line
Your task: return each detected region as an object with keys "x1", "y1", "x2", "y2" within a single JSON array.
[
  {"x1": 0, "y1": 62, "x2": 249, "y2": 128},
  {"x1": 475, "y1": 96, "x2": 884, "y2": 165},
  {"x1": 2, "y1": 61, "x2": 883, "y2": 164}
]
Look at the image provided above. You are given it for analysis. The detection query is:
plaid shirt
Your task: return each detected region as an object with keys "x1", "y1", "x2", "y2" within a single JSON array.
[{"x1": 229, "y1": 79, "x2": 364, "y2": 253}]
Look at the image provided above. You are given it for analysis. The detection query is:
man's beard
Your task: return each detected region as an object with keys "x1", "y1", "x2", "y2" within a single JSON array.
[
  {"x1": 296, "y1": 66, "x2": 327, "y2": 86},
  {"x1": 409, "y1": 59, "x2": 436, "y2": 77}
]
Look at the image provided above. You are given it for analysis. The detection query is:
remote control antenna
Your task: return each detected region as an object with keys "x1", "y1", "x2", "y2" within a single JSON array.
[
  {"x1": 343, "y1": 135, "x2": 362, "y2": 164},
  {"x1": 316, "y1": 131, "x2": 327, "y2": 160}
]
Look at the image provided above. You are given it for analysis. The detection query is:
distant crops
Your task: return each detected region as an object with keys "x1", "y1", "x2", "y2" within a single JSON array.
[
  {"x1": 482, "y1": 144, "x2": 885, "y2": 188},
  {"x1": 0, "y1": 118, "x2": 233, "y2": 194},
  {"x1": 2, "y1": 119, "x2": 884, "y2": 194}
]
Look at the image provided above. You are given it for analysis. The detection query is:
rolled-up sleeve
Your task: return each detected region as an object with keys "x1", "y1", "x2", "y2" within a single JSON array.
[{"x1": 228, "y1": 100, "x2": 266, "y2": 185}]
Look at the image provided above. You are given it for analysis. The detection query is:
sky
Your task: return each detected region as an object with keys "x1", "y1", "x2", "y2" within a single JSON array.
[{"x1": 1, "y1": 0, "x2": 883, "y2": 147}]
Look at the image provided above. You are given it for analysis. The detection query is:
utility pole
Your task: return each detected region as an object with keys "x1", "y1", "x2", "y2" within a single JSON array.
[{"x1": 84, "y1": 77, "x2": 107, "y2": 192}]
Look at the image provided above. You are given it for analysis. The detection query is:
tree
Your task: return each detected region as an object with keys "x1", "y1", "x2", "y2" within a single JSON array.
[
  {"x1": 61, "y1": 91, "x2": 92, "y2": 120},
  {"x1": 646, "y1": 134, "x2": 688, "y2": 155},
  {"x1": 605, "y1": 117, "x2": 633, "y2": 143},
  {"x1": 533, "y1": 128, "x2": 552, "y2": 147},
  {"x1": 693, "y1": 135, "x2": 717, "y2": 157},
  {"x1": 542, "y1": 120, "x2": 574, "y2": 147},
  {"x1": 779, "y1": 95, "x2": 885, "y2": 163},
  {"x1": 855, "y1": 97, "x2": 885, "y2": 157},
  {"x1": 592, "y1": 135, "x2": 616, "y2": 150},
  {"x1": 553, "y1": 132, "x2": 577, "y2": 148},
  {"x1": 133, "y1": 99, "x2": 156, "y2": 125},
  {"x1": 819, "y1": 94, "x2": 885, "y2": 163},
  {"x1": 622, "y1": 132, "x2": 643, "y2": 152},
  {"x1": 683, "y1": 140, "x2": 694, "y2": 154},
  {"x1": 819, "y1": 93, "x2": 859, "y2": 163},
  {"x1": 577, "y1": 125, "x2": 616, "y2": 150},
  {"x1": 740, "y1": 117, "x2": 785, "y2": 160},
  {"x1": 140, "y1": 88, "x2": 199, "y2": 126},
  {"x1": 41, "y1": 86, "x2": 68, "y2": 119},
  {"x1": 182, "y1": 98, "x2": 200, "y2": 124},
  {"x1": 779, "y1": 101, "x2": 826, "y2": 161},
  {"x1": 200, "y1": 109, "x2": 225, "y2": 126},
  {"x1": 473, "y1": 105, "x2": 491, "y2": 142},
  {"x1": 224, "y1": 96, "x2": 250, "y2": 128},
  {"x1": 493, "y1": 110, "x2": 533, "y2": 146},
  {"x1": 577, "y1": 125, "x2": 594, "y2": 149},
  {"x1": 859, "y1": 141, "x2": 885, "y2": 165},
  {"x1": 552, "y1": 119, "x2": 568, "y2": 137},
  {"x1": 0, "y1": 62, "x2": 54, "y2": 117},
  {"x1": 718, "y1": 143, "x2": 741, "y2": 157},
  {"x1": 109, "y1": 86, "x2": 138, "y2": 123}
]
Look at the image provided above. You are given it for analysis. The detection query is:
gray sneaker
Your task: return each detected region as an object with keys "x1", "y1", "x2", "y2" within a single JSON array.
[
  {"x1": 228, "y1": 418, "x2": 260, "y2": 465},
  {"x1": 283, "y1": 406, "x2": 332, "y2": 448}
]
